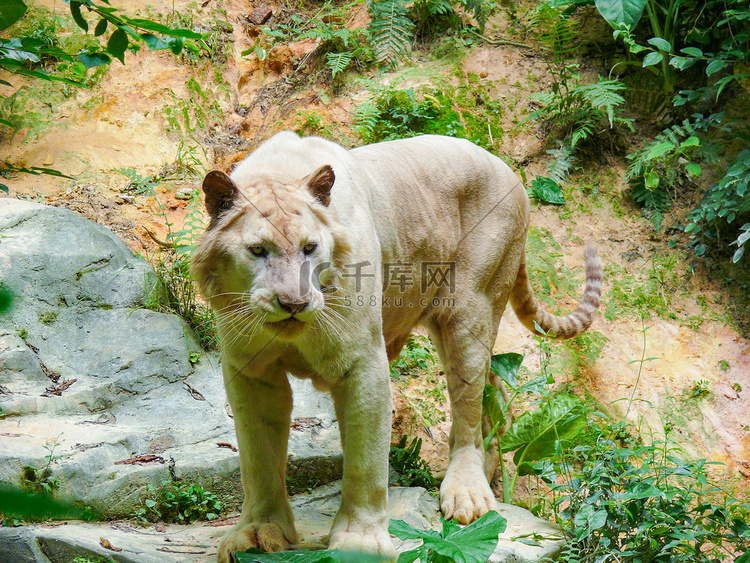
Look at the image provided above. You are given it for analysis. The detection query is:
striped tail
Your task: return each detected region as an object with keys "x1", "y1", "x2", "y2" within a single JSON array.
[{"x1": 510, "y1": 243, "x2": 603, "y2": 340}]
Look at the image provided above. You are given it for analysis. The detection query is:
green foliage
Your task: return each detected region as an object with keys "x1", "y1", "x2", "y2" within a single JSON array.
[
  {"x1": 483, "y1": 352, "x2": 587, "y2": 504},
  {"x1": 144, "y1": 191, "x2": 218, "y2": 351},
  {"x1": 1, "y1": 0, "x2": 202, "y2": 80},
  {"x1": 0, "y1": 483, "x2": 91, "y2": 523},
  {"x1": 524, "y1": 66, "x2": 633, "y2": 154},
  {"x1": 626, "y1": 115, "x2": 715, "y2": 213},
  {"x1": 355, "y1": 73, "x2": 504, "y2": 149},
  {"x1": 500, "y1": 394, "x2": 587, "y2": 464},
  {"x1": 605, "y1": 255, "x2": 680, "y2": 320},
  {"x1": 389, "y1": 436, "x2": 437, "y2": 490},
  {"x1": 137, "y1": 479, "x2": 222, "y2": 524},
  {"x1": 547, "y1": 423, "x2": 750, "y2": 563},
  {"x1": 390, "y1": 334, "x2": 435, "y2": 379},
  {"x1": 544, "y1": 143, "x2": 577, "y2": 185},
  {"x1": 161, "y1": 77, "x2": 223, "y2": 135},
  {"x1": 367, "y1": 0, "x2": 422, "y2": 65},
  {"x1": 246, "y1": 8, "x2": 371, "y2": 79},
  {"x1": 21, "y1": 436, "x2": 63, "y2": 496},
  {"x1": 368, "y1": 0, "x2": 492, "y2": 65},
  {"x1": 355, "y1": 84, "x2": 447, "y2": 142},
  {"x1": 685, "y1": 149, "x2": 750, "y2": 262},
  {"x1": 686, "y1": 379, "x2": 711, "y2": 400},
  {"x1": 390, "y1": 510, "x2": 507, "y2": 563},
  {"x1": 0, "y1": 284, "x2": 13, "y2": 313},
  {"x1": 368, "y1": 0, "x2": 414, "y2": 65}
]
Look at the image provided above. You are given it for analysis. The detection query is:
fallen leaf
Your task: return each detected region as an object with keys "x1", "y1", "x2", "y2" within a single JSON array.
[
  {"x1": 100, "y1": 537, "x2": 123, "y2": 552},
  {"x1": 114, "y1": 455, "x2": 165, "y2": 465}
]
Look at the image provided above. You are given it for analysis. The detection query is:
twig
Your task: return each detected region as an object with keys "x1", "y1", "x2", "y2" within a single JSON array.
[
  {"x1": 143, "y1": 226, "x2": 174, "y2": 248},
  {"x1": 467, "y1": 29, "x2": 532, "y2": 49}
]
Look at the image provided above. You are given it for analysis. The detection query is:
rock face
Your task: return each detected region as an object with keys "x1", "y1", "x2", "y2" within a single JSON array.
[
  {"x1": 0, "y1": 199, "x2": 564, "y2": 563},
  {"x1": 0, "y1": 199, "x2": 341, "y2": 517},
  {"x1": 0, "y1": 485, "x2": 564, "y2": 563}
]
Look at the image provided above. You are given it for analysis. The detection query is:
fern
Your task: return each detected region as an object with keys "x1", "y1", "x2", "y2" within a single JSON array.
[
  {"x1": 525, "y1": 75, "x2": 632, "y2": 153},
  {"x1": 460, "y1": 0, "x2": 490, "y2": 33},
  {"x1": 368, "y1": 0, "x2": 414, "y2": 65},
  {"x1": 578, "y1": 79, "x2": 627, "y2": 128},
  {"x1": 546, "y1": 143, "x2": 577, "y2": 184},
  {"x1": 353, "y1": 100, "x2": 380, "y2": 140},
  {"x1": 325, "y1": 51, "x2": 353, "y2": 78},
  {"x1": 530, "y1": 3, "x2": 580, "y2": 59}
]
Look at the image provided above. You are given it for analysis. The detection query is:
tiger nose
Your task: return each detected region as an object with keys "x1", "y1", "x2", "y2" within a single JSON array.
[{"x1": 277, "y1": 297, "x2": 309, "y2": 315}]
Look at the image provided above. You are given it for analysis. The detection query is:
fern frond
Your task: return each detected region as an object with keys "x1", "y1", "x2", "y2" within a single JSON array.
[
  {"x1": 325, "y1": 51, "x2": 353, "y2": 78},
  {"x1": 353, "y1": 101, "x2": 380, "y2": 141},
  {"x1": 569, "y1": 122, "x2": 593, "y2": 149},
  {"x1": 459, "y1": 0, "x2": 490, "y2": 33},
  {"x1": 546, "y1": 143, "x2": 577, "y2": 184},
  {"x1": 368, "y1": 0, "x2": 414, "y2": 65},
  {"x1": 529, "y1": 4, "x2": 580, "y2": 59},
  {"x1": 578, "y1": 79, "x2": 626, "y2": 128}
]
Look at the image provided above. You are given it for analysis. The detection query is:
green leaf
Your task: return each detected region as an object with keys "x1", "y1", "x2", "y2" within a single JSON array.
[
  {"x1": 430, "y1": 512, "x2": 506, "y2": 563},
  {"x1": 669, "y1": 55, "x2": 697, "y2": 70},
  {"x1": 77, "y1": 51, "x2": 110, "y2": 68},
  {"x1": 647, "y1": 37, "x2": 670, "y2": 52},
  {"x1": 705, "y1": 59, "x2": 728, "y2": 76},
  {"x1": 396, "y1": 548, "x2": 422, "y2": 563},
  {"x1": 646, "y1": 141, "x2": 675, "y2": 160},
  {"x1": 680, "y1": 136, "x2": 700, "y2": 148},
  {"x1": 483, "y1": 384, "x2": 507, "y2": 449},
  {"x1": 500, "y1": 394, "x2": 586, "y2": 462},
  {"x1": 642, "y1": 51, "x2": 663, "y2": 67},
  {"x1": 594, "y1": 0, "x2": 647, "y2": 28},
  {"x1": 141, "y1": 33, "x2": 169, "y2": 50},
  {"x1": 124, "y1": 17, "x2": 203, "y2": 39},
  {"x1": 490, "y1": 352, "x2": 523, "y2": 387},
  {"x1": 645, "y1": 171, "x2": 660, "y2": 189},
  {"x1": 389, "y1": 519, "x2": 442, "y2": 541},
  {"x1": 574, "y1": 504, "x2": 607, "y2": 540},
  {"x1": 613, "y1": 483, "x2": 665, "y2": 501},
  {"x1": 94, "y1": 17, "x2": 108, "y2": 36},
  {"x1": 0, "y1": 0, "x2": 26, "y2": 32},
  {"x1": 680, "y1": 46, "x2": 703, "y2": 57},
  {"x1": 0, "y1": 284, "x2": 14, "y2": 312},
  {"x1": 167, "y1": 36, "x2": 184, "y2": 55},
  {"x1": 107, "y1": 27, "x2": 128, "y2": 63},
  {"x1": 69, "y1": 1, "x2": 88, "y2": 32},
  {"x1": 326, "y1": 51, "x2": 353, "y2": 78},
  {"x1": 530, "y1": 176, "x2": 565, "y2": 205},
  {"x1": 735, "y1": 550, "x2": 750, "y2": 563},
  {"x1": 686, "y1": 163, "x2": 701, "y2": 177}
]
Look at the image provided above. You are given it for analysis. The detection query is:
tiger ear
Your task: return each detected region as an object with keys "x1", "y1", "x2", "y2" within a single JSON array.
[
  {"x1": 203, "y1": 170, "x2": 237, "y2": 223},
  {"x1": 304, "y1": 165, "x2": 335, "y2": 207}
]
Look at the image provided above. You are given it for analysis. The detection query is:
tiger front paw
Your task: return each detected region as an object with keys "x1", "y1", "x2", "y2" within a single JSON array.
[{"x1": 217, "y1": 522, "x2": 295, "y2": 563}]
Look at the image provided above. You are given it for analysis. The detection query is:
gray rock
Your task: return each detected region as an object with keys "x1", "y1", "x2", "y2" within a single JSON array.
[
  {"x1": 0, "y1": 200, "x2": 341, "y2": 519},
  {"x1": 0, "y1": 485, "x2": 565, "y2": 563}
]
